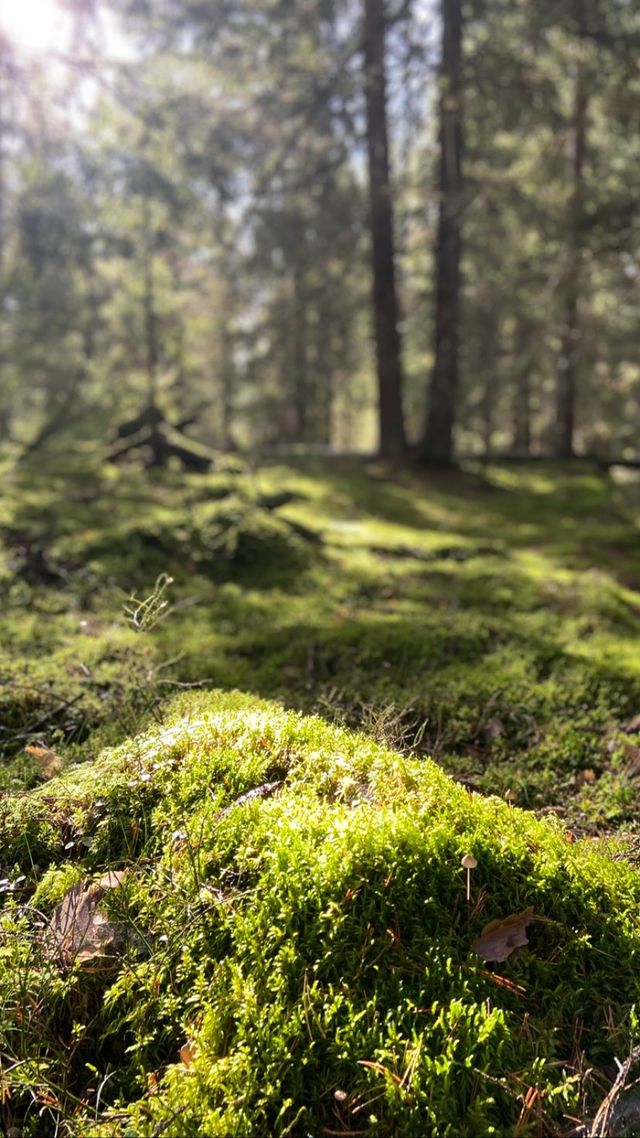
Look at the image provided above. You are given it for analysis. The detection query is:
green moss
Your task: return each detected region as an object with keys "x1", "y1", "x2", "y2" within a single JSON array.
[
  {"x1": 3, "y1": 456, "x2": 640, "y2": 1132},
  {"x1": 5, "y1": 456, "x2": 640, "y2": 826},
  {"x1": 0, "y1": 692, "x2": 639, "y2": 1136}
]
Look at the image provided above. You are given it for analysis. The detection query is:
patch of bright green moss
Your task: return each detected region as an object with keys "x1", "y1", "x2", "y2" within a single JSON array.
[{"x1": 0, "y1": 692, "x2": 639, "y2": 1136}]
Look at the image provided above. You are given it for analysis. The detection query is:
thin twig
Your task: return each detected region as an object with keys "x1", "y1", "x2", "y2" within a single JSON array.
[{"x1": 591, "y1": 1046, "x2": 640, "y2": 1137}]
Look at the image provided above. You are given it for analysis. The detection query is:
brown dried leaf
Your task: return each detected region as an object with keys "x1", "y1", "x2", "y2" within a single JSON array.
[
  {"x1": 180, "y1": 1043, "x2": 196, "y2": 1068},
  {"x1": 45, "y1": 872, "x2": 127, "y2": 965},
  {"x1": 96, "y1": 870, "x2": 127, "y2": 890},
  {"x1": 622, "y1": 714, "x2": 640, "y2": 734},
  {"x1": 575, "y1": 767, "x2": 597, "y2": 786},
  {"x1": 472, "y1": 908, "x2": 535, "y2": 963},
  {"x1": 24, "y1": 744, "x2": 63, "y2": 780}
]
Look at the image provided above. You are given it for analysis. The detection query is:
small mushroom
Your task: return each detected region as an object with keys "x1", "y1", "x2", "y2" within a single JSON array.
[
  {"x1": 505, "y1": 788, "x2": 517, "y2": 807},
  {"x1": 461, "y1": 853, "x2": 477, "y2": 902}
]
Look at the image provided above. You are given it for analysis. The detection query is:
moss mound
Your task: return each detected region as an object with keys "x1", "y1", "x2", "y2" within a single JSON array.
[
  {"x1": 193, "y1": 499, "x2": 313, "y2": 582},
  {"x1": 1, "y1": 461, "x2": 316, "y2": 596},
  {"x1": 1, "y1": 691, "x2": 639, "y2": 1136},
  {"x1": 56, "y1": 495, "x2": 313, "y2": 589}
]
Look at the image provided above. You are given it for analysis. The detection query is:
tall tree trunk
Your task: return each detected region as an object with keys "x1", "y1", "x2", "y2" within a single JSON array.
[
  {"x1": 142, "y1": 197, "x2": 159, "y2": 403},
  {"x1": 316, "y1": 304, "x2": 333, "y2": 447},
  {"x1": 554, "y1": 13, "x2": 588, "y2": 459},
  {"x1": 479, "y1": 311, "x2": 499, "y2": 460},
  {"x1": 512, "y1": 318, "x2": 532, "y2": 454},
  {"x1": 420, "y1": 0, "x2": 463, "y2": 466},
  {"x1": 82, "y1": 241, "x2": 100, "y2": 363},
  {"x1": 363, "y1": 0, "x2": 406, "y2": 458},
  {"x1": 292, "y1": 263, "x2": 309, "y2": 443},
  {"x1": 220, "y1": 317, "x2": 236, "y2": 451}
]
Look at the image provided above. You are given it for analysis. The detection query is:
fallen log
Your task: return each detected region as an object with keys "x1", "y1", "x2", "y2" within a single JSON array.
[{"x1": 108, "y1": 420, "x2": 213, "y2": 472}]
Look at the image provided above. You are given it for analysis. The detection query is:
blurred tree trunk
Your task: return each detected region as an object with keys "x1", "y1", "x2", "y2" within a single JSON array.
[
  {"x1": 215, "y1": 273, "x2": 236, "y2": 451},
  {"x1": 512, "y1": 318, "x2": 533, "y2": 454},
  {"x1": 480, "y1": 312, "x2": 499, "y2": 460},
  {"x1": 142, "y1": 198, "x2": 159, "y2": 404},
  {"x1": 292, "y1": 263, "x2": 309, "y2": 443},
  {"x1": 220, "y1": 328, "x2": 236, "y2": 451},
  {"x1": 420, "y1": 0, "x2": 463, "y2": 466},
  {"x1": 363, "y1": 0, "x2": 406, "y2": 458},
  {"x1": 316, "y1": 308, "x2": 333, "y2": 446},
  {"x1": 554, "y1": 10, "x2": 588, "y2": 458}
]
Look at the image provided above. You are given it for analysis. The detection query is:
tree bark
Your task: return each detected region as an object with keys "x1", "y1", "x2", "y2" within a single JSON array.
[
  {"x1": 363, "y1": 0, "x2": 406, "y2": 458},
  {"x1": 420, "y1": 0, "x2": 463, "y2": 467},
  {"x1": 292, "y1": 262, "x2": 309, "y2": 443},
  {"x1": 480, "y1": 312, "x2": 499, "y2": 460},
  {"x1": 554, "y1": 13, "x2": 588, "y2": 459},
  {"x1": 512, "y1": 317, "x2": 533, "y2": 454},
  {"x1": 142, "y1": 196, "x2": 159, "y2": 402},
  {"x1": 215, "y1": 275, "x2": 237, "y2": 451},
  {"x1": 220, "y1": 328, "x2": 236, "y2": 452},
  {"x1": 315, "y1": 297, "x2": 333, "y2": 447}
]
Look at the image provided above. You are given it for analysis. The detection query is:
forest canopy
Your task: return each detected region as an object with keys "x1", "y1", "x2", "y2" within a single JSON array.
[{"x1": 0, "y1": 0, "x2": 639, "y2": 466}]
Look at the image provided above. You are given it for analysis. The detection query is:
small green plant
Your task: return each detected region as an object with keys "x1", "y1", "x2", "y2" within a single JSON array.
[
  {"x1": 111, "y1": 574, "x2": 180, "y2": 740},
  {"x1": 123, "y1": 574, "x2": 175, "y2": 633}
]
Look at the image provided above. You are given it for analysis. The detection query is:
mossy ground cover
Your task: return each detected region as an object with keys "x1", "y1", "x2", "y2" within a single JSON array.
[
  {"x1": 2, "y1": 691, "x2": 640, "y2": 1137},
  {"x1": 1, "y1": 455, "x2": 640, "y2": 1134}
]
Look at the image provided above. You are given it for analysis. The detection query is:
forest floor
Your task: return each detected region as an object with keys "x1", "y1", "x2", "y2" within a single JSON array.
[
  {"x1": 2, "y1": 454, "x2": 640, "y2": 1135},
  {"x1": 4, "y1": 454, "x2": 640, "y2": 833}
]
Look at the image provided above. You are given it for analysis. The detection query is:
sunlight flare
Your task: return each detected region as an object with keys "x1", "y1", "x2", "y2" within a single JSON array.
[{"x1": 0, "y1": 0, "x2": 73, "y2": 55}]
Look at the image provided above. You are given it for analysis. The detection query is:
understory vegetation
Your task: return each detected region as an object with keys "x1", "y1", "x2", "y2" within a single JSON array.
[{"x1": 1, "y1": 456, "x2": 640, "y2": 1135}]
